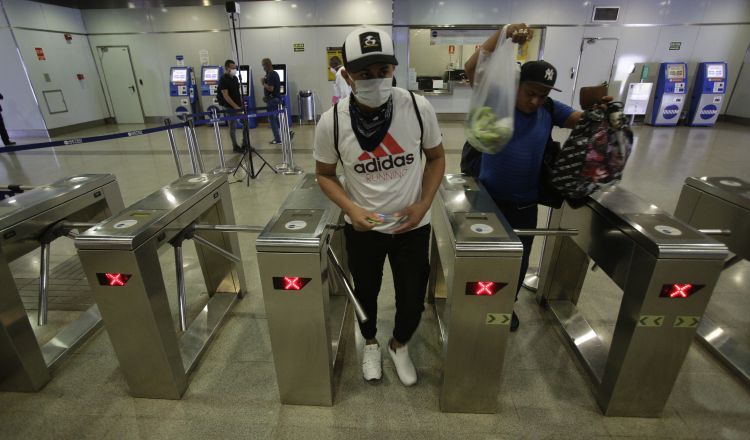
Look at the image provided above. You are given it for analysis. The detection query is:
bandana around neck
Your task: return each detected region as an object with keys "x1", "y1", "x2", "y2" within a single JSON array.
[{"x1": 349, "y1": 96, "x2": 393, "y2": 152}]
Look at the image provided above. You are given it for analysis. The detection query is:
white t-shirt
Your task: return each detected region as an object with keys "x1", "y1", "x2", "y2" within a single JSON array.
[
  {"x1": 314, "y1": 87, "x2": 442, "y2": 233},
  {"x1": 333, "y1": 68, "x2": 352, "y2": 99}
]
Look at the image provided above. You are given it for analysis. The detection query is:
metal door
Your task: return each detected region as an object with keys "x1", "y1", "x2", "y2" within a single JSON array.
[
  {"x1": 571, "y1": 38, "x2": 618, "y2": 107},
  {"x1": 98, "y1": 46, "x2": 144, "y2": 124}
]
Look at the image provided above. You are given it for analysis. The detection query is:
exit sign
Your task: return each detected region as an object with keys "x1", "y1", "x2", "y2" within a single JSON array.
[{"x1": 669, "y1": 41, "x2": 682, "y2": 51}]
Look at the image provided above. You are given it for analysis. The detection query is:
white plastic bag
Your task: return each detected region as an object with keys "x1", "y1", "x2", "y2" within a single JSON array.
[{"x1": 465, "y1": 26, "x2": 519, "y2": 154}]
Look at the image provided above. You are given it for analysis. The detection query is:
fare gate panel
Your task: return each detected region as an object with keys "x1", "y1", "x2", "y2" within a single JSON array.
[
  {"x1": 675, "y1": 176, "x2": 750, "y2": 385},
  {"x1": 0, "y1": 174, "x2": 124, "y2": 391},
  {"x1": 428, "y1": 175, "x2": 523, "y2": 414},
  {"x1": 536, "y1": 186, "x2": 727, "y2": 417},
  {"x1": 256, "y1": 174, "x2": 356, "y2": 406},
  {"x1": 75, "y1": 173, "x2": 247, "y2": 399}
]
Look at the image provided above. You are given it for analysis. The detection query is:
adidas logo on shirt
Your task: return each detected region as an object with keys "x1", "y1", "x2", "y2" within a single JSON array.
[{"x1": 354, "y1": 133, "x2": 415, "y2": 174}]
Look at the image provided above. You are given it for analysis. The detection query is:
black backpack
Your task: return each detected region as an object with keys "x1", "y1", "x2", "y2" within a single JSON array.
[{"x1": 332, "y1": 91, "x2": 424, "y2": 163}]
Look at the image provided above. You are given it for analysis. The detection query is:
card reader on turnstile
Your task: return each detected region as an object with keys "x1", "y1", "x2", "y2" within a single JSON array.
[
  {"x1": 428, "y1": 175, "x2": 523, "y2": 413},
  {"x1": 688, "y1": 62, "x2": 727, "y2": 126},
  {"x1": 647, "y1": 62, "x2": 687, "y2": 126},
  {"x1": 75, "y1": 173, "x2": 246, "y2": 399},
  {"x1": 536, "y1": 186, "x2": 728, "y2": 417},
  {"x1": 200, "y1": 65, "x2": 222, "y2": 115},
  {"x1": 0, "y1": 174, "x2": 124, "y2": 392}
]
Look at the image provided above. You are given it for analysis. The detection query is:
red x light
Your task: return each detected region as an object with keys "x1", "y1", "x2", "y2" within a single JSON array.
[
  {"x1": 96, "y1": 272, "x2": 132, "y2": 287},
  {"x1": 465, "y1": 281, "x2": 507, "y2": 296},
  {"x1": 272, "y1": 276, "x2": 312, "y2": 291},
  {"x1": 659, "y1": 283, "x2": 704, "y2": 299}
]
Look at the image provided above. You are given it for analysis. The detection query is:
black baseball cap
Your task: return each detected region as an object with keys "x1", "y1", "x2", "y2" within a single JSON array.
[
  {"x1": 520, "y1": 60, "x2": 561, "y2": 92},
  {"x1": 342, "y1": 27, "x2": 398, "y2": 73}
]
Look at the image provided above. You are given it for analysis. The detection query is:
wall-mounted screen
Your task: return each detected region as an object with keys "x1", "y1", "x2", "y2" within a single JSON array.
[
  {"x1": 666, "y1": 64, "x2": 685, "y2": 81},
  {"x1": 171, "y1": 68, "x2": 187, "y2": 83},
  {"x1": 706, "y1": 64, "x2": 724, "y2": 79},
  {"x1": 203, "y1": 68, "x2": 219, "y2": 82},
  {"x1": 275, "y1": 69, "x2": 285, "y2": 83}
]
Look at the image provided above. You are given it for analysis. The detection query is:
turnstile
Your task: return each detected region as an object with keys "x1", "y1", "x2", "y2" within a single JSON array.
[
  {"x1": 0, "y1": 174, "x2": 124, "y2": 391},
  {"x1": 256, "y1": 174, "x2": 364, "y2": 406},
  {"x1": 674, "y1": 176, "x2": 750, "y2": 384},
  {"x1": 536, "y1": 186, "x2": 728, "y2": 417},
  {"x1": 427, "y1": 175, "x2": 523, "y2": 413},
  {"x1": 75, "y1": 173, "x2": 247, "y2": 399}
]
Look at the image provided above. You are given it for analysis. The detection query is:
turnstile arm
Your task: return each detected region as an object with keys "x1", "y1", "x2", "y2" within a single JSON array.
[
  {"x1": 326, "y1": 246, "x2": 368, "y2": 323},
  {"x1": 698, "y1": 229, "x2": 732, "y2": 236},
  {"x1": 514, "y1": 228, "x2": 579, "y2": 236},
  {"x1": 192, "y1": 224, "x2": 265, "y2": 233},
  {"x1": 192, "y1": 234, "x2": 241, "y2": 264}
]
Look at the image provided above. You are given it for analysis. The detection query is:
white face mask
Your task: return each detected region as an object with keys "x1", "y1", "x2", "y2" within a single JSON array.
[
  {"x1": 229, "y1": 69, "x2": 237, "y2": 76},
  {"x1": 353, "y1": 78, "x2": 393, "y2": 108}
]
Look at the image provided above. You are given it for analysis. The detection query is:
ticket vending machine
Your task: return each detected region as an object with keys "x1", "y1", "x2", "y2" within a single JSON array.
[
  {"x1": 169, "y1": 66, "x2": 198, "y2": 117},
  {"x1": 238, "y1": 65, "x2": 257, "y2": 129},
  {"x1": 272, "y1": 63, "x2": 292, "y2": 128},
  {"x1": 200, "y1": 65, "x2": 223, "y2": 115},
  {"x1": 647, "y1": 62, "x2": 688, "y2": 126},
  {"x1": 688, "y1": 62, "x2": 727, "y2": 126}
]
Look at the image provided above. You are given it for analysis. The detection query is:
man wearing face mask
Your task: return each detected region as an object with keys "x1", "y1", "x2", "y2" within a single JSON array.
[
  {"x1": 217, "y1": 59, "x2": 247, "y2": 153},
  {"x1": 329, "y1": 56, "x2": 351, "y2": 105},
  {"x1": 314, "y1": 27, "x2": 446, "y2": 386}
]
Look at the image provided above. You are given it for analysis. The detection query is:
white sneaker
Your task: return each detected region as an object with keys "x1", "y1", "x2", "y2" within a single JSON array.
[
  {"x1": 362, "y1": 343, "x2": 382, "y2": 381},
  {"x1": 388, "y1": 339, "x2": 417, "y2": 386}
]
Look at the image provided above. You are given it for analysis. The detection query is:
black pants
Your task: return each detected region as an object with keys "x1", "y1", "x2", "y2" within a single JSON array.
[
  {"x1": 494, "y1": 201, "x2": 539, "y2": 299},
  {"x1": 0, "y1": 112, "x2": 10, "y2": 145},
  {"x1": 344, "y1": 224, "x2": 431, "y2": 344}
]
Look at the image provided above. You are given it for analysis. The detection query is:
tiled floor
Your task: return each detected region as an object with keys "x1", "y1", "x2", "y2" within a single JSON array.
[{"x1": 0, "y1": 118, "x2": 749, "y2": 439}]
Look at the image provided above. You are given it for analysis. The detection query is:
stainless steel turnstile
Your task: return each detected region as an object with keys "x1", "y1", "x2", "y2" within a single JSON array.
[
  {"x1": 256, "y1": 174, "x2": 364, "y2": 406},
  {"x1": 674, "y1": 176, "x2": 750, "y2": 384},
  {"x1": 427, "y1": 175, "x2": 524, "y2": 413},
  {"x1": 0, "y1": 174, "x2": 124, "y2": 391},
  {"x1": 75, "y1": 173, "x2": 247, "y2": 399},
  {"x1": 536, "y1": 187, "x2": 728, "y2": 417}
]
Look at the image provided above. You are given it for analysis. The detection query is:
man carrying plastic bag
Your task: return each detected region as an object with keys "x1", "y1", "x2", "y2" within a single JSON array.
[{"x1": 463, "y1": 24, "x2": 607, "y2": 332}]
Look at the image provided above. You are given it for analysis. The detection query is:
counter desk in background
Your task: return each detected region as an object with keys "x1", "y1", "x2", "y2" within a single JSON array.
[{"x1": 409, "y1": 80, "x2": 472, "y2": 120}]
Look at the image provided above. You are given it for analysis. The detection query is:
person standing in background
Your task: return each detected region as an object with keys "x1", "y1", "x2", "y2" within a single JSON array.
[
  {"x1": 216, "y1": 60, "x2": 247, "y2": 153},
  {"x1": 329, "y1": 56, "x2": 351, "y2": 105},
  {"x1": 261, "y1": 58, "x2": 284, "y2": 145},
  {"x1": 0, "y1": 93, "x2": 16, "y2": 147}
]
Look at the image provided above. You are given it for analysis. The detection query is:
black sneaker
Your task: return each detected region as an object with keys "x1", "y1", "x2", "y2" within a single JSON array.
[
  {"x1": 269, "y1": 140, "x2": 281, "y2": 145},
  {"x1": 4, "y1": 141, "x2": 16, "y2": 146},
  {"x1": 232, "y1": 145, "x2": 244, "y2": 153},
  {"x1": 510, "y1": 311, "x2": 519, "y2": 332},
  {"x1": 290, "y1": 131, "x2": 295, "y2": 140}
]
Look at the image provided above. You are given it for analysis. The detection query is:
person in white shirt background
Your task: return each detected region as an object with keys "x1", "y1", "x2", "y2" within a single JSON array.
[
  {"x1": 314, "y1": 27, "x2": 445, "y2": 386},
  {"x1": 329, "y1": 56, "x2": 352, "y2": 105}
]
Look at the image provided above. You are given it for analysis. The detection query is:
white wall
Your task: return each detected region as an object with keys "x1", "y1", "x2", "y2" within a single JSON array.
[
  {"x1": 726, "y1": 43, "x2": 750, "y2": 119},
  {"x1": 0, "y1": 24, "x2": 47, "y2": 137},
  {"x1": 3, "y1": 0, "x2": 109, "y2": 130},
  {"x1": 82, "y1": 0, "x2": 392, "y2": 118}
]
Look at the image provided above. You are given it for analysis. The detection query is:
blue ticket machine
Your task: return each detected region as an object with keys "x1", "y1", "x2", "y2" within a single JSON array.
[
  {"x1": 169, "y1": 65, "x2": 197, "y2": 117},
  {"x1": 200, "y1": 65, "x2": 223, "y2": 115},
  {"x1": 648, "y1": 62, "x2": 687, "y2": 126},
  {"x1": 688, "y1": 62, "x2": 727, "y2": 126}
]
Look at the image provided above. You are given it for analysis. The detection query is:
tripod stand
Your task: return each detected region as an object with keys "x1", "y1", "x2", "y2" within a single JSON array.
[{"x1": 231, "y1": 113, "x2": 276, "y2": 186}]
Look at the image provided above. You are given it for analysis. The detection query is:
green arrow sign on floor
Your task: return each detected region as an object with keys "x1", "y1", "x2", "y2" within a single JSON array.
[
  {"x1": 637, "y1": 315, "x2": 664, "y2": 327},
  {"x1": 486, "y1": 313, "x2": 511, "y2": 325},
  {"x1": 674, "y1": 315, "x2": 701, "y2": 328}
]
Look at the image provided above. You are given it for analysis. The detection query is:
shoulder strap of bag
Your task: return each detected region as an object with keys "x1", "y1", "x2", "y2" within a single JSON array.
[
  {"x1": 333, "y1": 102, "x2": 343, "y2": 165},
  {"x1": 543, "y1": 97, "x2": 554, "y2": 129},
  {"x1": 408, "y1": 91, "x2": 424, "y2": 149}
]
